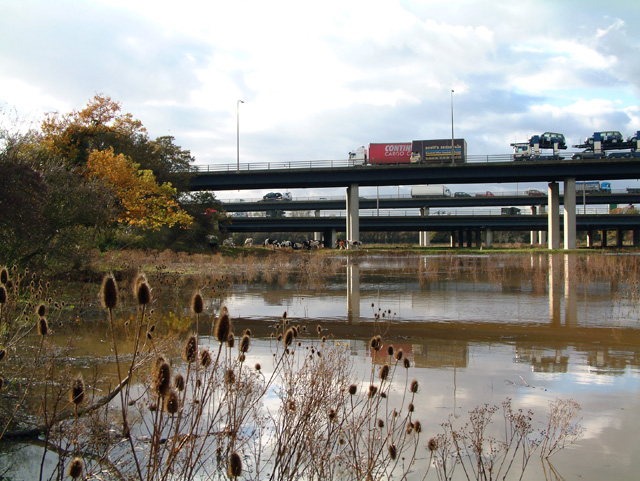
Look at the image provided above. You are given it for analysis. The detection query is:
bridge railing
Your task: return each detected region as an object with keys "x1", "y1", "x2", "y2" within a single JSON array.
[{"x1": 191, "y1": 154, "x2": 527, "y2": 173}]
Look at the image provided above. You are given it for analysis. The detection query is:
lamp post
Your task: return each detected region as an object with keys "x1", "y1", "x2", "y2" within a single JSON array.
[
  {"x1": 450, "y1": 89, "x2": 455, "y2": 164},
  {"x1": 237, "y1": 99, "x2": 244, "y2": 170}
]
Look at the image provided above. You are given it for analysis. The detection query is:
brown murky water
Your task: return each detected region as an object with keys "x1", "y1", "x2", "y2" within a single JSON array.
[{"x1": 3, "y1": 252, "x2": 640, "y2": 479}]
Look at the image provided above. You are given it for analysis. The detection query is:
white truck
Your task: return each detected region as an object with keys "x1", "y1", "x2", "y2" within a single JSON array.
[{"x1": 410, "y1": 185, "x2": 451, "y2": 198}]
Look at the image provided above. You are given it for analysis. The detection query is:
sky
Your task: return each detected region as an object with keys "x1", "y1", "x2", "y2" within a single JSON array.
[{"x1": 1, "y1": 0, "x2": 639, "y2": 199}]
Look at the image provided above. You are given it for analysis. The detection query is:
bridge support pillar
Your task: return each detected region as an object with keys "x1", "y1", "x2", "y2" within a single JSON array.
[
  {"x1": 458, "y1": 230, "x2": 464, "y2": 248},
  {"x1": 602, "y1": 230, "x2": 608, "y2": 248},
  {"x1": 617, "y1": 228, "x2": 624, "y2": 247},
  {"x1": 634, "y1": 228, "x2": 640, "y2": 247},
  {"x1": 450, "y1": 231, "x2": 455, "y2": 248},
  {"x1": 530, "y1": 206, "x2": 538, "y2": 245},
  {"x1": 314, "y1": 210, "x2": 323, "y2": 243},
  {"x1": 419, "y1": 207, "x2": 431, "y2": 247},
  {"x1": 485, "y1": 227, "x2": 493, "y2": 247},
  {"x1": 466, "y1": 229, "x2": 473, "y2": 248},
  {"x1": 322, "y1": 229, "x2": 336, "y2": 248},
  {"x1": 548, "y1": 182, "x2": 561, "y2": 250},
  {"x1": 475, "y1": 229, "x2": 482, "y2": 249},
  {"x1": 346, "y1": 183, "x2": 360, "y2": 248},
  {"x1": 586, "y1": 230, "x2": 594, "y2": 248},
  {"x1": 563, "y1": 178, "x2": 577, "y2": 249}
]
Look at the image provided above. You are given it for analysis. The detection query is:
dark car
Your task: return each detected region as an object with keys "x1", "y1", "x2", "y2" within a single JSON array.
[
  {"x1": 531, "y1": 132, "x2": 567, "y2": 150},
  {"x1": 454, "y1": 191, "x2": 471, "y2": 197},
  {"x1": 525, "y1": 188, "x2": 545, "y2": 196},
  {"x1": 262, "y1": 192, "x2": 283, "y2": 201},
  {"x1": 585, "y1": 131, "x2": 623, "y2": 147}
]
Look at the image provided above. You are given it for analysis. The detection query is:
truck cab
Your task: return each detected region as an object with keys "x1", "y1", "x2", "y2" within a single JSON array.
[{"x1": 348, "y1": 146, "x2": 367, "y2": 165}]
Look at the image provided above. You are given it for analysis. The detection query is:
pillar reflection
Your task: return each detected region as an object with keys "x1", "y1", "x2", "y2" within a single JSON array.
[{"x1": 347, "y1": 259, "x2": 361, "y2": 324}]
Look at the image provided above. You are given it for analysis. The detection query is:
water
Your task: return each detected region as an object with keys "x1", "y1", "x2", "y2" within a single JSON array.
[{"x1": 2, "y1": 252, "x2": 639, "y2": 480}]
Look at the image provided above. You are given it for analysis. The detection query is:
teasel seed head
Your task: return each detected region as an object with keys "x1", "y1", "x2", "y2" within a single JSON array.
[
  {"x1": 164, "y1": 389, "x2": 180, "y2": 414},
  {"x1": 349, "y1": 384, "x2": 357, "y2": 395},
  {"x1": 37, "y1": 317, "x2": 48, "y2": 336},
  {"x1": 100, "y1": 274, "x2": 118, "y2": 309},
  {"x1": 428, "y1": 437, "x2": 438, "y2": 452},
  {"x1": 395, "y1": 349, "x2": 403, "y2": 361},
  {"x1": 414, "y1": 420, "x2": 422, "y2": 433},
  {"x1": 182, "y1": 335, "x2": 197, "y2": 363},
  {"x1": 316, "y1": 324, "x2": 322, "y2": 334},
  {"x1": 282, "y1": 311, "x2": 287, "y2": 320},
  {"x1": 238, "y1": 353, "x2": 245, "y2": 363},
  {"x1": 68, "y1": 457, "x2": 84, "y2": 478},
  {"x1": 328, "y1": 408, "x2": 337, "y2": 420},
  {"x1": 243, "y1": 328, "x2": 252, "y2": 337},
  {"x1": 228, "y1": 451, "x2": 242, "y2": 478},
  {"x1": 153, "y1": 359, "x2": 172, "y2": 397},
  {"x1": 239, "y1": 334, "x2": 250, "y2": 353},
  {"x1": 410, "y1": 379, "x2": 419, "y2": 393},
  {"x1": 136, "y1": 280, "x2": 151, "y2": 305},
  {"x1": 225, "y1": 368, "x2": 236, "y2": 384},
  {"x1": 379, "y1": 364, "x2": 390, "y2": 381},
  {"x1": 36, "y1": 302, "x2": 46, "y2": 317},
  {"x1": 368, "y1": 385, "x2": 378, "y2": 397},
  {"x1": 191, "y1": 292, "x2": 204, "y2": 314},
  {"x1": 227, "y1": 332, "x2": 235, "y2": 348},
  {"x1": 0, "y1": 286, "x2": 6, "y2": 304},
  {"x1": 199, "y1": 349, "x2": 212, "y2": 368},
  {"x1": 388, "y1": 444, "x2": 397, "y2": 460},
  {"x1": 70, "y1": 375, "x2": 85, "y2": 405},
  {"x1": 408, "y1": 402, "x2": 414, "y2": 412},
  {"x1": 377, "y1": 419, "x2": 385, "y2": 428},
  {"x1": 283, "y1": 327, "x2": 294, "y2": 347},
  {"x1": 214, "y1": 311, "x2": 231, "y2": 343},
  {"x1": 387, "y1": 345, "x2": 394, "y2": 356},
  {"x1": 406, "y1": 422, "x2": 414, "y2": 434},
  {"x1": 255, "y1": 363, "x2": 261, "y2": 371},
  {"x1": 0, "y1": 266, "x2": 8, "y2": 285},
  {"x1": 174, "y1": 373, "x2": 185, "y2": 391},
  {"x1": 287, "y1": 400, "x2": 296, "y2": 412},
  {"x1": 403, "y1": 358, "x2": 411, "y2": 369}
]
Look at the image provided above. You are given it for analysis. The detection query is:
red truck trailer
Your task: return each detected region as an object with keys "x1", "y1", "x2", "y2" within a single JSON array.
[{"x1": 348, "y1": 142, "x2": 412, "y2": 164}]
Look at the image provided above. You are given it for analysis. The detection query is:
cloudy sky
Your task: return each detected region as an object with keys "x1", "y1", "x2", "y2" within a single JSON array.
[{"x1": 1, "y1": 0, "x2": 639, "y2": 197}]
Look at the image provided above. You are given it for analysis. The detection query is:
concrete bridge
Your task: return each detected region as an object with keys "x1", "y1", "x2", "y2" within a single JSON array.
[{"x1": 189, "y1": 157, "x2": 640, "y2": 249}]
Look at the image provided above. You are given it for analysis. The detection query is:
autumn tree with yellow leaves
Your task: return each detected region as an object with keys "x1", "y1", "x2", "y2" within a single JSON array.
[{"x1": 85, "y1": 148, "x2": 192, "y2": 230}]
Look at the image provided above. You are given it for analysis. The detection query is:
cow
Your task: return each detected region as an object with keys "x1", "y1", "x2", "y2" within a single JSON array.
[
  {"x1": 223, "y1": 238, "x2": 235, "y2": 247},
  {"x1": 336, "y1": 239, "x2": 347, "y2": 250},
  {"x1": 244, "y1": 237, "x2": 253, "y2": 247},
  {"x1": 264, "y1": 238, "x2": 279, "y2": 248},
  {"x1": 292, "y1": 242, "x2": 304, "y2": 250},
  {"x1": 348, "y1": 240, "x2": 363, "y2": 248},
  {"x1": 280, "y1": 240, "x2": 292, "y2": 248},
  {"x1": 308, "y1": 240, "x2": 322, "y2": 249}
]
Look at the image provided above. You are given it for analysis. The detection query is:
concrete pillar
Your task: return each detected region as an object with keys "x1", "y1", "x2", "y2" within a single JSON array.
[
  {"x1": 323, "y1": 229, "x2": 337, "y2": 248},
  {"x1": 538, "y1": 205, "x2": 547, "y2": 246},
  {"x1": 617, "y1": 228, "x2": 624, "y2": 247},
  {"x1": 586, "y1": 230, "x2": 594, "y2": 248},
  {"x1": 314, "y1": 210, "x2": 322, "y2": 242},
  {"x1": 548, "y1": 182, "x2": 561, "y2": 250},
  {"x1": 458, "y1": 230, "x2": 464, "y2": 248},
  {"x1": 450, "y1": 231, "x2": 455, "y2": 248},
  {"x1": 466, "y1": 229, "x2": 473, "y2": 248},
  {"x1": 475, "y1": 229, "x2": 482, "y2": 249},
  {"x1": 485, "y1": 227, "x2": 493, "y2": 247},
  {"x1": 633, "y1": 228, "x2": 640, "y2": 247},
  {"x1": 602, "y1": 230, "x2": 608, "y2": 248},
  {"x1": 563, "y1": 178, "x2": 577, "y2": 249},
  {"x1": 419, "y1": 207, "x2": 431, "y2": 247},
  {"x1": 530, "y1": 205, "x2": 537, "y2": 245},
  {"x1": 346, "y1": 183, "x2": 360, "y2": 248}
]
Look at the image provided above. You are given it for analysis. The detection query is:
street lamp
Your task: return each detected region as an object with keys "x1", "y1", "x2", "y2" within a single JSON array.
[
  {"x1": 450, "y1": 89, "x2": 455, "y2": 164},
  {"x1": 237, "y1": 99, "x2": 244, "y2": 170}
]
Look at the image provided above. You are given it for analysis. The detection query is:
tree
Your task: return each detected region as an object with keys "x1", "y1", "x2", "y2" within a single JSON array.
[{"x1": 85, "y1": 148, "x2": 192, "y2": 230}]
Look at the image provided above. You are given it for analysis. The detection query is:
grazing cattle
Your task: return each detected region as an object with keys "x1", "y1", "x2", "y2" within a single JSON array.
[
  {"x1": 308, "y1": 240, "x2": 321, "y2": 249},
  {"x1": 348, "y1": 240, "x2": 362, "y2": 248},
  {"x1": 223, "y1": 238, "x2": 235, "y2": 247},
  {"x1": 336, "y1": 239, "x2": 347, "y2": 250},
  {"x1": 280, "y1": 240, "x2": 292, "y2": 248},
  {"x1": 264, "y1": 238, "x2": 279, "y2": 248},
  {"x1": 244, "y1": 237, "x2": 253, "y2": 247},
  {"x1": 292, "y1": 242, "x2": 304, "y2": 250}
]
